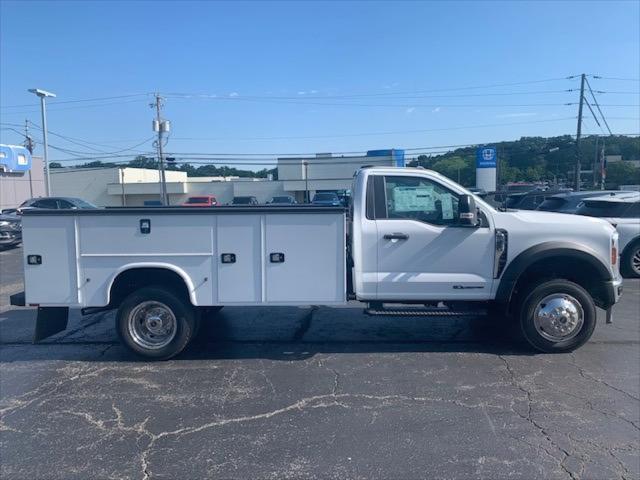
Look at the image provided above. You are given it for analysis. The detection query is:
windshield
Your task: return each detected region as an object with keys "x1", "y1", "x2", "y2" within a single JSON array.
[
  {"x1": 576, "y1": 200, "x2": 630, "y2": 218},
  {"x1": 71, "y1": 198, "x2": 98, "y2": 208},
  {"x1": 505, "y1": 195, "x2": 525, "y2": 208},
  {"x1": 537, "y1": 197, "x2": 566, "y2": 211},
  {"x1": 313, "y1": 193, "x2": 338, "y2": 201},
  {"x1": 233, "y1": 197, "x2": 254, "y2": 204},
  {"x1": 271, "y1": 196, "x2": 292, "y2": 203},
  {"x1": 186, "y1": 197, "x2": 211, "y2": 204}
]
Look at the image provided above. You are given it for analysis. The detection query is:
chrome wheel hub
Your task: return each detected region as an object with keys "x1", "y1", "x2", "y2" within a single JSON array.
[
  {"x1": 533, "y1": 293, "x2": 584, "y2": 342},
  {"x1": 632, "y1": 247, "x2": 640, "y2": 276},
  {"x1": 128, "y1": 301, "x2": 177, "y2": 349}
]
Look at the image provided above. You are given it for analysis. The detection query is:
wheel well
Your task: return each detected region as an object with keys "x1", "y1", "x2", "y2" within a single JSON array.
[
  {"x1": 511, "y1": 256, "x2": 608, "y2": 309},
  {"x1": 109, "y1": 268, "x2": 192, "y2": 307}
]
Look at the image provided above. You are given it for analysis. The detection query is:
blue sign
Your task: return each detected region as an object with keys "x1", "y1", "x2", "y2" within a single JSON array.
[
  {"x1": 0, "y1": 144, "x2": 32, "y2": 173},
  {"x1": 476, "y1": 147, "x2": 497, "y2": 169}
]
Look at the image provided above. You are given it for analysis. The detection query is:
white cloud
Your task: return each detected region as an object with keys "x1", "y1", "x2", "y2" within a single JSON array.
[
  {"x1": 405, "y1": 107, "x2": 416, "y2": 114},
  {"x1": 229, "y1": 92, "x2": 239, "y2": 97},
  {"x1": 297, "y1": 91, "x2": 307, "y2": 95},
  {"x1": 310, "y1": 90, "x2": 318, "y2": 94},
  {"x1": 496, "y1": 112, "x2": 537, "y2": 118},
  {"x1": 432, "y1": 107, "x2": 441, "y2": 113}
]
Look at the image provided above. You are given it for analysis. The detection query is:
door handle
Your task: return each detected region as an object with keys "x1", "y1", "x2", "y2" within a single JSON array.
[{"x1": 383, "y1": 233, "x2": 409, "y2": 240}]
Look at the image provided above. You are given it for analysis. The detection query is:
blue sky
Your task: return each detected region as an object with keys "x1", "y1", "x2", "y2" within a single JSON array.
[{"x1": 0, "y1": 0, "x2": 638, "y2": 167}]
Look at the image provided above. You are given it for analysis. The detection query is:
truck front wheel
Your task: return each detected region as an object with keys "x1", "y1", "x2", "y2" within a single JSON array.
[
  {"x1": 116, "y1": 286, "x2": 196, "y2": 360},
  {"x1": 519, "y1": 280, "x2": 596, "y2": 353}
]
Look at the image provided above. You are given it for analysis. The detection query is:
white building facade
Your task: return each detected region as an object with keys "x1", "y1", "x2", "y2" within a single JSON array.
[{"x1": 49, "y1": 151, "x2": 402, "y2": 206}]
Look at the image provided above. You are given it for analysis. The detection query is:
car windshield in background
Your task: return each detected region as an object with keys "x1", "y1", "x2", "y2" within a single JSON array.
[
  {"x1": 72, "y1": 199, "x2": 98, "y2": 209},
  {"x1": 314, "y1": 193, "x2": 338, "y2": 201},
  {"x1": 232, "y1": 197, "x2": 254, "y2": 204},
  {"x1": 186, "y1": 197, "x2": 210, "y2": 204},
  {"x1": 538, "y1": 197, "x2": 567, "y2": 211},
  {"x1": 271, "y1": 196, "x2": 293, "y2": 203},
  {"x1": 504, "y1": 195, "x2": 524, "y2": 208},
  {"x1": 576, "y1": 201, "x2": 631, "y2": 218}
]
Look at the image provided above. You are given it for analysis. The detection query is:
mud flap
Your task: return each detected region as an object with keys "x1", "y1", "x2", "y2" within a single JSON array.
[
  {"x1": 34, "y1": 307, "x2": 69, "y2": 343},
  {"x1": 605, "y1": 307, "x2": 613, "y2": 325}
]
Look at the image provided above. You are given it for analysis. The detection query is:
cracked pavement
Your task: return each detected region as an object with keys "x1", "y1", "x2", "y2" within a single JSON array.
[{"x1": 1, "y1": 246, "x2": 639, "y2": 479}]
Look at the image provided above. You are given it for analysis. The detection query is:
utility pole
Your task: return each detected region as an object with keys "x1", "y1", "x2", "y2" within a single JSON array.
[
  {"x1": 120, "y1": 167, "x2": 127, "y2": 206},
  {"x1": 574, "y1": 73, "x2": 586, "y2": 191},
  {"x1": 600, "y1": 137, "x2": 606, "y2": 190},
  {"x1": 151, "y1": 93, "x2": 169, "y2": 205},
  {"x1": 24, "y1": 120, "x2": 34, "y2": 198},
  {"x1": 303, "y1": 160, "x2": 309, "y2": 203},
  {"x1": 593, "y1": 136, "x2": 599, "y2": 188}
]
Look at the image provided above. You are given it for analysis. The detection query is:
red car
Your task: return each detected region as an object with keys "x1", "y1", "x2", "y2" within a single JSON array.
[{"x1": 182, "y1": 195, "x2": 218, "y2": 207}]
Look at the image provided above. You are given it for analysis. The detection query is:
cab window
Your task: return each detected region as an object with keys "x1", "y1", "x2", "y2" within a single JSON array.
[
  {"x1": 622, "y1": 202, "x2": 640, "y2": 218},
  {"x1": 383, "y1": 175, "x2": 459, "y2": 226},
  {"x1": 33, "y1": 199, "x2": 58, "y2": 209}
]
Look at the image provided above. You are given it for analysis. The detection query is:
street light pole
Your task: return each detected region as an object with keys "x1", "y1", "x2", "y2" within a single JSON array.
[
  {"x1": 303, "y1": 161, "x2": 309, "y2": 203},
  {"x1": 28, "y1": 88, "x2": 56, "y2": 196}
]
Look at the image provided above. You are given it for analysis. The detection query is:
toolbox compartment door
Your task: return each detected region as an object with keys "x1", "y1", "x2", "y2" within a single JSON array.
[
  {"x1": 216, "y1": 215, "x2": 262, "y2": 303},
  {"x1": 265, "y1": 213, "x2": 345, "y2": 303}
]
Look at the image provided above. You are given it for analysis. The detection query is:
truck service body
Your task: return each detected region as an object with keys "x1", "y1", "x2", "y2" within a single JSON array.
[{"x1": 12, "y1": 167, "x2": 623, "y2": 359}]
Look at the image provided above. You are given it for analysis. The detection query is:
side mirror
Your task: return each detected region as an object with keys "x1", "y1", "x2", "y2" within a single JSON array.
[{"x1": 458, "y1": 194, "x2": 478, "y2": 226}]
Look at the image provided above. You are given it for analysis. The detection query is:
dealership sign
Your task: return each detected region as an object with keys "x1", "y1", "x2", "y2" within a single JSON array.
[{"x1": 476, "y1": 147, "x2": 497, "y2": 169}]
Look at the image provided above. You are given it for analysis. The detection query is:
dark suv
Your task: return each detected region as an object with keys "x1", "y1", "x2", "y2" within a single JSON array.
[
  {"x1": 231, "y1": 196, "x2": 259, "y2": 205},
  {"x1": 537, "y1": 191, "x2": 634, "y2": 214}
]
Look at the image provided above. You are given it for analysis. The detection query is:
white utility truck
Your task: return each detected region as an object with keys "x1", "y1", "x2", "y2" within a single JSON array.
[{"x1": 12, "y1": 167, "x2": 623, "y2": 359}]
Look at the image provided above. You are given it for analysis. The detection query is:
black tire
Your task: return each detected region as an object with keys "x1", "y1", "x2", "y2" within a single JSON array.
[
  {"x1": 116, "y1": 286, "x2": 196, "y2": 360},
  {"x1": 518, "y1": 279, "x2": 596, "y2": 353},
  {"x1": 621, "y1": 240, "x2": 640, "y2": 279}
]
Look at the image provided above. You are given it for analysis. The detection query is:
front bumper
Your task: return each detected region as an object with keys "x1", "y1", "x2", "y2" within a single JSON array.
[
  {"x1": 598, "y1": 276, "x2": 623, "y2": 310},
  {"x1": 0, "y1": 230, "x2": 22, "y2": 245}
]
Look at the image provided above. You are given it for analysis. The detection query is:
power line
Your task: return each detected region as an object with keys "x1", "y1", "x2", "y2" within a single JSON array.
[
  {"x1": 583, "y1": 97, "x2": 605, "y2": 134},
  {"x1": 171, "y1": 117, "x2": 577, "y2": 142},
  {"x1": 585, "y1": 77, "x2": 613, "y2": 135},
  {"x1": 23, "y1": 121, "x2": 154, "y2": 154},
  {"x1": 0, "y1": 98, "x2": 151, "y2": 116},
  {"x1": 0, "y1": 93, "x2": 152, "y2": 109},
  {"x1": 164, "y1": 77, "x2": 575, "y2": 99},
  {"x1": 166, "y1": 89, "x2": 576, "y2": 101},
  {"x1": 591, "y1": 76, "x2": 640, "y2": 82}
]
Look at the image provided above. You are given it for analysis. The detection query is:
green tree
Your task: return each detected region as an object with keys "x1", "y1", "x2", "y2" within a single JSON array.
[
  {"x1": 128, "y1": 155, "x2": 158, "y2": 169},
  {"x1": 605, "y1": 162, "x2": 640, "y2": 188}
]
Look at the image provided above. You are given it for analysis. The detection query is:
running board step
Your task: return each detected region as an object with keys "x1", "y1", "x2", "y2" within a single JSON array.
[{"x1": 364, "y1": 306, "x2": 479, "y2": 317}]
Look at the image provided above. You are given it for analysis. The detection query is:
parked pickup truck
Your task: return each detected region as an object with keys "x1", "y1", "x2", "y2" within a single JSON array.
[{"x1": 11, "y1": 167, "x2": 623, "y2": 359}]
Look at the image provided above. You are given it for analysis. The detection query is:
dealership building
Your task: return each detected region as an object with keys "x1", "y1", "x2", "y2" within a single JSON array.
[{"x1": 47, "y1": 150, "x2": 405, "y2": 207}]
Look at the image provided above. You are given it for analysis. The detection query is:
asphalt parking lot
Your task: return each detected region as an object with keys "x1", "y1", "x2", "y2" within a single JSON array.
[{"x1": 1, "y1": 245, "x2": 639, "y2": 480}]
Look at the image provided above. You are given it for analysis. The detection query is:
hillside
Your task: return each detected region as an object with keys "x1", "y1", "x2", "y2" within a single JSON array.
[{"x1": 409, "y1": 135, "x2": 640, "y2": 188}]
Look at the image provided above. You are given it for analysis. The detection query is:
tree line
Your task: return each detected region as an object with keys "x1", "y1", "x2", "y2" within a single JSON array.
[{"x1": 409, "y1": 135, "x2": 640, "y2": 188}]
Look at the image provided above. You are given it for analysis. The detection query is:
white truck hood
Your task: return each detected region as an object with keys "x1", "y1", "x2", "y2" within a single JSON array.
[
  {"x1": 493, "y1": 209, "x2": 617, "y2": 276},
  {"x1": 504, "y1": 210, "x2": 615, "y2": 231}
]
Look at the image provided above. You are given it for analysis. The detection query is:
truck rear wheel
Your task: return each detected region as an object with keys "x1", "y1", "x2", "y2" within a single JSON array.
[
  {"x1": 519, "y1": 280, "x2": 596, "y2": 353},
  {"x1": 116, "y1": 286, "x2": 196, "y2": 360}
]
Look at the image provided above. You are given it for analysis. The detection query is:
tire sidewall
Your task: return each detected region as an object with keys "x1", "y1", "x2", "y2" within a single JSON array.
[
  {"x1": 117, "y1": 286, "x2": 195, "y2": 360},
  {"x1": 520, "y1": 280, "x2": 596, "y2": 353},
  {"x1": 622, "y1": 241, "x2": 640, "y2": 279}
]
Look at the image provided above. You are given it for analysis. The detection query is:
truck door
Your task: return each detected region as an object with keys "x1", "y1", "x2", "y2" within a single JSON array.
[{"x1": 372, "y1": 174, "x2": 495, "y2": 300}]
